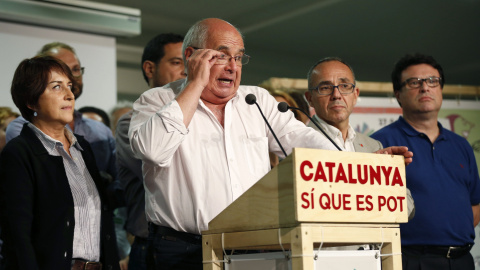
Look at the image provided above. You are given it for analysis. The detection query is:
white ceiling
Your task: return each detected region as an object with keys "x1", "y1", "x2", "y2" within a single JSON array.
[{"x1": 93, "y1": 0, "x2": 480, "y2": 88}]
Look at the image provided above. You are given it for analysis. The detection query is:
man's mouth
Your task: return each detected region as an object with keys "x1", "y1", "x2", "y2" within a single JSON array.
[
  {"x1": 418, "y1": 96, "x2": 433, "y2": 102},
  {"x1": 218, "y1": 78, "x2": 233, "y2": 85},
  {"x1": 329, "y1": 102, "x2": 346, "y2": 110}
]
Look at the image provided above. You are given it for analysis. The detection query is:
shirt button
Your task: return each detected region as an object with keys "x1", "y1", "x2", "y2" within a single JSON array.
[
  {"x1": 64, "y1": 252, "x2": 67, "y2": 258},
  {"x1": 106, "y1": 234, "x2": 111, "y2": 240},
  {"x1": 66, "y1": 221, "x2": 70, "y2": 226}
]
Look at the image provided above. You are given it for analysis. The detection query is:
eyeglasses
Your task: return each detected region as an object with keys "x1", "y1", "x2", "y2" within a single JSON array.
[
  {"x1": 401, "y1": 77, "x2": 441, "y2": 89},
  {"x1": 191, "y1": 47, "x2": 250, "y2": 66},
  {"x1": 309, "y1": 83, "x2": 356, "y2": 95},
  {"x1": 71, "y1": 67, "x2": 85, "y2": 77}
]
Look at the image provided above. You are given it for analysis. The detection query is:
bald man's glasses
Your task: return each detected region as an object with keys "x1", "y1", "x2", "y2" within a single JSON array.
[
  {"x1": 192, "y1": 47, "x2": 250, "y2": 66},
  {"x1": 401, "y1": 77, "x2": 441, "y2": 89},
  {"x1": 309, "y1": 83, "x2": 356, "y2": 95},
  {"x1": 71, "y1": 67, "x2": 85, "y2": 77}
]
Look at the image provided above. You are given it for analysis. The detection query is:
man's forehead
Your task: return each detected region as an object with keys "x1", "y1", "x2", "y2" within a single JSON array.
[
  {"x1": 164, "y1": 42, "x2": 183, "y2": 55},
  {"x1": 403, "y1": 63, "x2": 438, "y2": 73},
  {"x1": 205, "y1": 25, "x2": 244, "y2": 50},
  {"x1": 401, "y1": 63, "x2": 439, "y2": 79},
  {"x1": 47, "y1": 48, "x2": 80, "y2": 65},
  {"x1": 216, "y1": 45, "x2": 245, "y2": 53},
  {"x1": 313, "y1": 62, "x2": 354, "y2": 82}
]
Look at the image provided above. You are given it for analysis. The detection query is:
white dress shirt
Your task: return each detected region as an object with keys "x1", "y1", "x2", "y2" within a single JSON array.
[
  {"x1": 312, "y1": 115, "x2": 356, "y2": 152},
  {"x1": 129, "y1": 79, "x2": 338, "y2": 235}
]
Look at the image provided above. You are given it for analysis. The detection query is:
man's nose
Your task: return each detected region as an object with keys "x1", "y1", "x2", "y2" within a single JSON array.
[
  {"x1": 419, "y1": 80, "x2": 430, "y2": 92},
  {"x1": 330, "y1": 86, "x2": 342, "y2": 99},
  {"x1": 225, "y1": 57, "x2": 238, "y2": 72}
]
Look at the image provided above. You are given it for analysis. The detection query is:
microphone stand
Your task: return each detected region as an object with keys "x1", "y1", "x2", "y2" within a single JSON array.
[
  {"x1": 280, "y1": 103, "x2": 342, "y2": 151},
  {"x1": 246, "y1": 94, "x2": 288, "y2": 158}
]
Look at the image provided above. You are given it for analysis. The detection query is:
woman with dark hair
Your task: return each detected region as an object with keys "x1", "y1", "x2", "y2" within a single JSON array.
[{"x1": 0, "y1": 55, "x2": 119, "y2": 270}]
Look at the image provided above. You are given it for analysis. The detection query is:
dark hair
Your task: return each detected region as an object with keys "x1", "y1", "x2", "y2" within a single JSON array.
[
  {"x1": 78, "y1": 106, "x2": 110, "y2": 127},
  {"x1": 391, "y1": 53, "x2": 445, "y2": 92},
  {"x1": 307, "y1": 57, "x2": 355, "y2": 89},
  {"x1": 10, "y1": 55, "x2": 77, "y2": 122},
  {"x1": 141, "y1": 33, "x2": 184, "y2": 84}
]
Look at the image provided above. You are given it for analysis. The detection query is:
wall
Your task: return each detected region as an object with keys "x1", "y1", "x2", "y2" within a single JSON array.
[{"x1": 0, "y1": 21, "x2": 116, "y2": 114}]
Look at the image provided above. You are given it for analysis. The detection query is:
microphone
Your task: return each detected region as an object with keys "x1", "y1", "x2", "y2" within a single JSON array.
[
  {"x1": 277, "y1": 102, "x2": 342, "y2": 151},
  {"x1": 245, "y1": 94, "x2": 288, "y2": 158}
]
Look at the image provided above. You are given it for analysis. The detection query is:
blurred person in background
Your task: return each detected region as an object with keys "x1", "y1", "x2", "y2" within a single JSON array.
[
  {"x1": 110, "y1": 101, "x2": 133, "y2": 136},
  {"x1": 116, "y1": 33, "x2": 185, "y2": 270},
  {"x1": 79, "y1": 106, "x2": 111, "y2": 128},
  {"x1": 110, "y1": 101, "x2": 134, "y2": 270},
  {"x1": 0, "y1": 107, "x2": 19, "y2": 153},
  {"x1": 0, "y1": 107, "x2": 19, "y2": 268},
  {"x1": 269, "y1": 89, "x2": 301, "y2": 121},
  {"x1": 286, "y1": 90, "x2": 311, "y2": 124}
]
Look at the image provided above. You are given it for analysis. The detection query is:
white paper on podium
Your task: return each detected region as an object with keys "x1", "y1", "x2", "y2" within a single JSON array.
[{"x1": 224, "y1": 250, "x2": 381, "y2": 270}]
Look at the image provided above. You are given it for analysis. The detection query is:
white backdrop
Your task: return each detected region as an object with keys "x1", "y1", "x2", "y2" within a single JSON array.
[{"x1": 0, "y1": 21, "x2": 117, "y2": 114}]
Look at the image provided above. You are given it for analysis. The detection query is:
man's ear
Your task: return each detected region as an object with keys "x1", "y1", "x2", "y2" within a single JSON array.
[
  {"x1": 184, "y1": 47, "x2": 195, "y2": 62},
  {"x1": 304, "y1": 91, "x2": 313, "y2": 106},
  {"x1": 142, "y1": 60, "x2": 155, "y2": 80},
  {"x1": 394, "y1": 90, "x2": 402, "y2": 107},
  {"x1": 353, "y1": 86, "x2": 360, "y2": 106}
]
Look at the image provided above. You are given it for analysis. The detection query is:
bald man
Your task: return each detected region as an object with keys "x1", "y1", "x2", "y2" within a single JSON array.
[{"x1": 129, "y1": 18, "x2": 412, "y2": 269}]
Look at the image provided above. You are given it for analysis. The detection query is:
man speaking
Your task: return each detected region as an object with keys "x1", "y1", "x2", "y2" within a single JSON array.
[{"x1": 129, "y1": 18, "x2": 412, "y2": 269}]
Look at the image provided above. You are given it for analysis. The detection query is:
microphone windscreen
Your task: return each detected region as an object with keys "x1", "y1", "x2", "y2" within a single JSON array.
[
  {"x1": 245, "y1": 94, "x2": 257, "y2": 105},
  {"x1": 278, "y1": 102, "x2": 289, "y2": 112}
]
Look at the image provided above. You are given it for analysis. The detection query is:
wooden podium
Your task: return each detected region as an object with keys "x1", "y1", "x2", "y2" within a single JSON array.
[{"x1": 202, "y1": 148, "x2": 408, "y2": 270}]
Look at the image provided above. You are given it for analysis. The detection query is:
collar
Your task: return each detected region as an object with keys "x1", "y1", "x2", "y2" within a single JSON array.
[
  {"x1": 313, "y1": 115, "x2": 356, "y2": 142},
  {"x1": 27, "y1": 123, "x2": 82, "y2": 154},
  {"x1": 397, "y1": 116, "x2": 446, "y2": 141}
]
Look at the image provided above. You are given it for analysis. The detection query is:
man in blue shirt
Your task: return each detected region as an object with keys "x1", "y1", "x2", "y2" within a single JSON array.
[{"x1": 372, "y1": 53, "x2": 480, "y2": 270}]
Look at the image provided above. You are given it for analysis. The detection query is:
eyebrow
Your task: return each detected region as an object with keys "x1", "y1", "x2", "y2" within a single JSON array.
[
  {"x1": 318, "y1": 77, "x2": 352, "y2": 84},
  {"x1": 48, "y1": 80, "x2": 71, "y2": 85},
  {"x1": 167, "y1": 57, "x2": 183, "y2": 61},
  {"x1": 216, "y1": 45, "x2": 245, "y2": 54},
  {"x1": 338, "y1": 77, "x2": 352, "y2": 83}
]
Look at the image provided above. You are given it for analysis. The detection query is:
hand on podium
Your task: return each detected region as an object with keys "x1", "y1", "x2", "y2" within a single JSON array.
[{"x1": 374, "y1": 146, "x2": 413, "y2": 165}]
